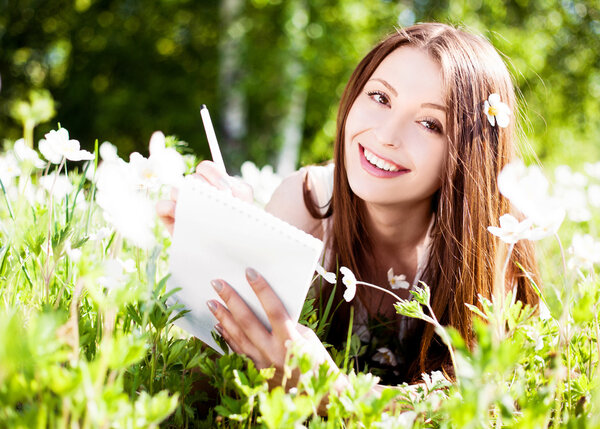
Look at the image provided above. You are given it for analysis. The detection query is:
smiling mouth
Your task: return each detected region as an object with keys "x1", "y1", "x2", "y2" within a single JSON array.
[
  {"x1": 359, "y1": 144, "x2": 409, "y2": 177},
  {"x1": 363, "y1": 147, "x2": 403, "y2": 172}
]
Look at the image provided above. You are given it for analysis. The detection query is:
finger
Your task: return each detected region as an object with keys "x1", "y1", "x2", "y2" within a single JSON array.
[
  {"x1": 214, "y1": 324, "x2": 242, "y2": 354},
  {"x1": 155, "y1": 200, "x2": 175, "y2": 235},
  {"x1": 209, "y1": 280, "x2": 279, "y2": 357},
  {"x1": 156, "y1": 199, "x2": 175, "y2": 218},
  {"x1": 245, "y1": 268, "x2": 297, "y2": 341},
  {"x1": 208, "y1": 300, "x2": 264, "y2": 362},
  {"x1": 194, "y1": 160, "x2": 232, "y2": 192},
  {"x1": 170, "y1": 186, "x2": 179, "y2": 201},
  {"x1": 296, "y1": 324, "x2": 315, "y2": 340},
  {"x1": 228, "y1": 176, "x2": 254, "y2": 203}
]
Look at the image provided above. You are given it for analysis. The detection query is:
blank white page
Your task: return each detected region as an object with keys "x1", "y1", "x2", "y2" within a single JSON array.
[{"x1": 167, "y1": 176, "x2": 324, "y2": 353}]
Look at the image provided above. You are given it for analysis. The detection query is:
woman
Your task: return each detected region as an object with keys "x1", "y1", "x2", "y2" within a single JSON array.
[{"x1": 157, "y1": 22, "x2": 539, "y2": 389}]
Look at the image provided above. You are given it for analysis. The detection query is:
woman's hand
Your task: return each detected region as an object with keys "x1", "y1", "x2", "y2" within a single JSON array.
[
  {"x1": 207, "y1": 267, "x2": 338, "y2": 388},
  {"x1": 156, "y1": 160, "x2": 254, "y2": 235}
]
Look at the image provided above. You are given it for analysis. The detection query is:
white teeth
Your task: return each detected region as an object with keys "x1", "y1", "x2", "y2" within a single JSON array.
[{"x1": 363, "y1": 147, "x2": 400, "y2": 172}]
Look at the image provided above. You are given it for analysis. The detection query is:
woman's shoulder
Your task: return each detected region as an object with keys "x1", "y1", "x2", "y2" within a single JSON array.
[{"x1": 265, "y1": 164, "x2": 334, "y2": 240}]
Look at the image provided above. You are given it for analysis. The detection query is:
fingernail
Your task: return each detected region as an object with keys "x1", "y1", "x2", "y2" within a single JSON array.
[
  {"x1": 211, "y1": 279, "x2": 223, "y2": 293},
  {"x1": 246, "y1": 267, "x2": 258, "y2": 281},
  {"x1": 214, "y1": 323, "x2": 223, "y2": 335},
  {"x1": 207, "y1": 300, "x2": 217, "y2": 313},
  {"x1": 219, "y1": 177, "x2": 231, "y2": 190}
]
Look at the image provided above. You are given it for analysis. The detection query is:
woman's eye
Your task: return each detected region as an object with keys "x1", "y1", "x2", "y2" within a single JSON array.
[
  {"x1": 366, "y1": 91, "x2": 390, "y2": 106},
  {"x1": 419, "y1": 119, "x2": 443, "y2": 134}
]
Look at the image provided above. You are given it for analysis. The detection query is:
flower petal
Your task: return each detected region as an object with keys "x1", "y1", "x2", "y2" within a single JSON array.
[
  {"x1": 496, "y1": 112, "x2": 510, "y2": 128},
  {"x1": 315, "y1": 264, "x2": 336, "y2": 284},
  {"x1": 343, "y1": 283, "x2": 356, "y2": 302},
  {"x1": 149, "y1": 131, "x2": 166, "y2": 155},
  {"x1": 340, "y1": 266, "x2": 357, "y2": 302},
  {"x1": 66, "y1": 149, "x2": 95, "y2": 162},
  {"x1": 488, "y1": 93, "x2": 501, "y2": 105}
]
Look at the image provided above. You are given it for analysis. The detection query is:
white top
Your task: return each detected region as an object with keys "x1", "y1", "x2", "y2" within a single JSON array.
[{"x1": 304, "y1": 164, "x2": 432, "y2": 347}]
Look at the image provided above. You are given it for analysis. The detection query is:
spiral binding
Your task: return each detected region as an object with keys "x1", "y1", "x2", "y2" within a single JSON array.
[{"x1": 186, "y1": 177, "x2": 323, "y2": 251}]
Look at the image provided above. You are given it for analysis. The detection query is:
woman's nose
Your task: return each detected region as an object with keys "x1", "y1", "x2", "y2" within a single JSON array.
[{"x1": 374, "y1": 118, "x2": 404, "y2": 148}]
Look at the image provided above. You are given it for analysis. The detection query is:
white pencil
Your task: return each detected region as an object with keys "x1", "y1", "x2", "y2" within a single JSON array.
[{"x1": 200, "y1": 104, "x2": 226, "y2": 174}]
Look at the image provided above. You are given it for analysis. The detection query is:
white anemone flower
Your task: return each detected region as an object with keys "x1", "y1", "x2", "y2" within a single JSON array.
[
  {"x1": 484, "y1": 93, "x2": 511, "y2": 128},
  {"x1": 98, "y1": 258, "x2": 132, "y2": 290},
  {"x1": 99, "y1": 141, "x2": 119, "y2": 162},
  {"x1": 340, "y1": 266, "x2": 357, "y2": 302},
  {"x1": 95, "y1": 161, "x2": 156, "y2": 250},
  {"x1": 497, "y1": 161, "x2": 565, "y2": 240},
  {"x1": 39, "y1": 172, "x2": 73, "y2": 200},
  {"x1": 568, "y1": 234, "x2": 600, "y2": 270},
  {"x1": 372, "y1": 347, "x2": 398, "y2": 366},
  {"x1": 0, "y1": 154, "x2": 21, "y2": 186},
  {"x1": 129, "y1": 152, "x2": 161, "y2": 192},
  {"x1": 13, "y1": 138, "x2": 45, "y2": 168},
  {"x1": 584, "y1": 162, "x2": 600, "y2": 180},
  {"x1": 129, "y1": 131, "x2": 185, "y2": 192},
  {"x1": 147, "y1": 131, "x2": 185, "y2": 187},
  {"x1": 240, "y1": 161, "x2": 282, "y2": 207},
  {"x1": 38, "y1": 128, "x2": 94, "y2": 163},
  {"x1": 88, "y1": 227, "x2": 112, "y2": 242},
  {"x1": 387, "y1": 268, "x2": 410, "y2": 290},
  {"x1": 487, "y1": 214, "x2": 534, "y2": 244},
  {"x1": 559, "y1": 189, "x2": 590, "y2": 223},
  {"x1": 86, "y1": 141, "x2": 121, "y2": 181},
  {"x1": 554, "y1": 165, "x2": 590, "y2": 222},
  {"x1": 96, "y1": 189, "x2": 156, "y2": 250},
  {"x1": 65, "y1": 240, "x2": 82, "y2": 263},
  {"x1": 588, "y1": 185, "x2": 600, "y2": 208},
  {"x1": 525, "y1": 203, "x2": 566, "y2": 240},
  {"x1": 555, "y1": 165, "x2": 587, "y2": 188},
  {"x1": 315, "y1": 264, "x2": 336, "y2": 284},
  {"x1": 498, "y1": 161, "x2": 547, "y2": 218}
]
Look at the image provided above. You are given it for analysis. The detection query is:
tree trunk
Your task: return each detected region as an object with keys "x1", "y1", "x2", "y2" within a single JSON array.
[
  {"x1": 275, "y1": 0, "x2": 309, "y2": 177},
  {"x1": 218, "y1": 0, "x2": 247, "y2": 165}
]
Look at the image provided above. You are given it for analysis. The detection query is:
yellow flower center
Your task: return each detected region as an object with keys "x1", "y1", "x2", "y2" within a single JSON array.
[{"x1": 488, "y1": 106, "x2": 498, "y2": 116}]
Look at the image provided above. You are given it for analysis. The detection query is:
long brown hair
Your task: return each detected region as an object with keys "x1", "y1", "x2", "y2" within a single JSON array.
[{"x1": 305, "y1": 23, "x2": 539, "y2": 381}]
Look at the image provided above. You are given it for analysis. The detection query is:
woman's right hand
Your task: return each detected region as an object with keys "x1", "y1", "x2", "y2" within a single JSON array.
[{"x1": 156, "y1": 160, "x2": 254, "y2": 236}]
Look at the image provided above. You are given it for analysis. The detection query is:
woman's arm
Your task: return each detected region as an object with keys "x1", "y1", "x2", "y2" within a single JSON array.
[{"x1": 265, "y1": 168, "x2": 324, "y2": 239}]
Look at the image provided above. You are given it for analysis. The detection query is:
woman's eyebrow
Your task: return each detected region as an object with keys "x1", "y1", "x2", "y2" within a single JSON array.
[
  {"x1": 421, "y1": 102, "x2": 446, "y2": 112},
  {"x1": 368, "y1": 78, "x2": 398, "y2": 97}
]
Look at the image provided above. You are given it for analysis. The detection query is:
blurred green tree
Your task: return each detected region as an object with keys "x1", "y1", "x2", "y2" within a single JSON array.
[{"x1": 0, "y1": 0, "x2": 598, "y2": 171}]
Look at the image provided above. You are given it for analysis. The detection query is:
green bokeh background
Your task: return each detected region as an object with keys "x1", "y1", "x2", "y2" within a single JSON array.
[{"x1": 1, "y1": 0, "x2": 599, "y2": 171}]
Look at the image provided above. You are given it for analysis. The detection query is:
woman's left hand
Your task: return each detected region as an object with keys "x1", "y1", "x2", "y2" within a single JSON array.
[{"x1": 207, "y1": 267, "x2": 338, "y2": 387}]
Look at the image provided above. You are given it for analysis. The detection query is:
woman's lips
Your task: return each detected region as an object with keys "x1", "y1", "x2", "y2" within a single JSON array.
[{"x1": 358, "y1": 144, "x2": 409, "y2": 178}]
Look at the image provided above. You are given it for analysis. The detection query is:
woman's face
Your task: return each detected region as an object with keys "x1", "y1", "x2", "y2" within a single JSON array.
[{"x1": 344, "y1": 46, "x2": 447, "y2": 208}]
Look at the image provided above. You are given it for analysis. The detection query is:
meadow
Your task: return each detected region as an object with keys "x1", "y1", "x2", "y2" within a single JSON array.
[{"x1": 1, "y1": 106, "x2": 600, "y2": 427}]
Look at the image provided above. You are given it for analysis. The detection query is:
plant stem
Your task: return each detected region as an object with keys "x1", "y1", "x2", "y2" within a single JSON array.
[
  {"x1": 554, "y1": 233, "x2": 568, "y2": 280},
  {"x1": 426, "y1": 301, "x2": 458, "y2": 379},
  {"x1": 342, "y1": 306, "x2": 354, "y2": 373},
  {"x1": 0, "y1": 177, "x2": 15, "y2": 220},
  {"x1": 44, "y1": 157, "x2": 65, "y2": 301},
  {"x1": 595, "y1": 310, "x2": 600, "y2": 377},
  {"x1": 553, "y1": 232, "x2": 573, "y2": 413},
  {"x1": 355, "y1": 279, "x2": 459, "y2": 377},
  {"x1": 494, "y1": 242, "x2": 515, "y2": 343},
  {"x1": 356, "y1": 281, "x2": 403, "y2": 303}
]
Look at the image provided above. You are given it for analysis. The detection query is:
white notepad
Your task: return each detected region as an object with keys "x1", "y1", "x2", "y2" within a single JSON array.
[{"x1": 167, "y1": 176, "x2": 324, "y2": 353}]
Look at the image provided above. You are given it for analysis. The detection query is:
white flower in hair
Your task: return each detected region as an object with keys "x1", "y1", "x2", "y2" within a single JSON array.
[{"x1": 484, "y1": 93, "x2": 510, "y2": 128}]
